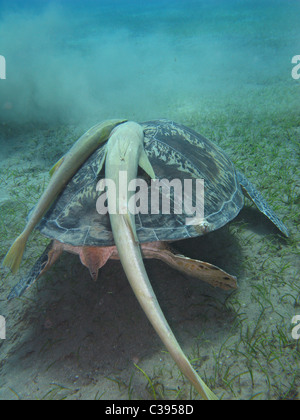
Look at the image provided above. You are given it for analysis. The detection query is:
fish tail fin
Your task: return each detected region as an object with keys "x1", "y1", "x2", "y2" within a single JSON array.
[
  {"x1": 3, "y1": 232, "x2": 27, "y2": 274},
  {"x1": 199, "y1": 378, "x2": 219, "y2": 400}
]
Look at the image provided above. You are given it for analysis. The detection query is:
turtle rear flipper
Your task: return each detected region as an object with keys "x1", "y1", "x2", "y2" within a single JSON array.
[
  {"x1": 141, "y1": 242, "x2": 238, "y2": 291},
  {"x1": 237, "y1": 171, "x2": 289, "y2": 237},
  {"x1": 7, "y1": 242, "x2": 62, "y2": 300}
]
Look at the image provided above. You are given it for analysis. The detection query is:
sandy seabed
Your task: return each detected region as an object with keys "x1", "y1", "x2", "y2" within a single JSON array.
[{"x1": 0, "y1": 88, "x2": 299, "y2": 400}]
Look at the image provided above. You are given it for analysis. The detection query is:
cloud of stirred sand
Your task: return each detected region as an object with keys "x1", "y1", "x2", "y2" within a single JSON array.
[{"x1": 0, "y1": 1, "x2": 298, "y2": 126}]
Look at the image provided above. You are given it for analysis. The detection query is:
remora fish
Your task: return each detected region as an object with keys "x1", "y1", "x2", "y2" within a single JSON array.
[
  {"x1": 104, "y1": 121, "x2": 217, "y2": 400},
  {"x1": 3, "y1": 119, "x2": 126, "y2": 274}
]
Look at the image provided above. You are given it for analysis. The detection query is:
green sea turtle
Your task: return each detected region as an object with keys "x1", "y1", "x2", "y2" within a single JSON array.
[{"x1": 5, "y1": 119, "x2": 288, "y2": 400}]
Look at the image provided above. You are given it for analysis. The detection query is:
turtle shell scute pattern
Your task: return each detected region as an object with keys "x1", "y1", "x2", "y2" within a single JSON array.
[{"x1": 38, "y1": 119, "x2": 244, "y2": 246}]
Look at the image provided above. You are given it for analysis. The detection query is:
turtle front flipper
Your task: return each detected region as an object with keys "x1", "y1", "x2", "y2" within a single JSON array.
[
  {"x1": 237, "y1": 171, "x2": 289, "y2": 237},
  {"x1": 7, "y1": 241, "x2": 63, "y2": 301}
]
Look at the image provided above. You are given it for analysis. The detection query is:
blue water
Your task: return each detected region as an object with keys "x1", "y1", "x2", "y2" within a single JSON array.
[{"x1": 0, "y1": 0, "x2": 299, "y2": 124}]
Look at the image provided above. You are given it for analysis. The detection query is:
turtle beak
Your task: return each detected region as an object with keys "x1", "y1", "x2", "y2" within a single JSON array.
[{"x1": 104, "y1": 122, "x2": 217, "y2": 400}]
